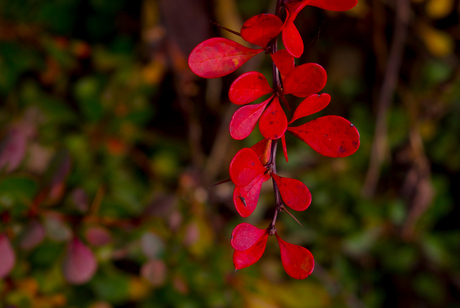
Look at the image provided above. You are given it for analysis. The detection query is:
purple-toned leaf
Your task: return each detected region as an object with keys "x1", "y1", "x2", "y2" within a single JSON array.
[
  {"x1": 140, "y1": 232, "x2": 164, "y2": 259},
  {"x1": 276, "y1": 233, "x2": 314, "y2": 279},
  {"x1": 85, "y1": 226, "x2": 112, "y2": 247},
  {"x1": 229, "y1": 72, "x2": 273, "y2": 105},
  {"x1": 271, "y1": 49, "x2": 295, "y2": 77},
  {"x1": 273, "y1": 174, "x2": 311, "y2": 211},
  {"x1": 63, "y1": 237, "x2": 97, "y2": 285},
  {"x1": 71, "y1": 188, "x2": 89, "y2": 213},
  {"x1": 141, "y1": 259, "x2": 167, "y2": 286},
  {"x1": 241, "y1": 14, "x2": 283, "y2": 47},
  {"x1": 19, "y1": 219, "x2": 45, "y2": 250},
  {"x1": 188, "y1": 38, "x2": 263, "y2": 78},
  {"x1": 233, "y1": 173, "x2": 265, "y2": 218},
  {"x1": 283, "y1": 63, "x2": 327, "y2": 97},
  {"x1": 259, "y1": 97, "x2": 288, "y2": 140},
  {"x1": 231, "y1": 223, "x2": 266, "y2": 251},
  {"x1": 0, "y1": 233, "x2": 15, "y2": 278},
  {"x1": 289, "y1": 93, "x2": 331, "y2": 123},
  {"x1": 229, "y1": 148, "x2": 266, "y2": 187},
  {"x1": 230, "y1": 96, "x2": 272, "y2": 140},
  {"x1": 0, "y1": 126, "x2": 31, "y2": 173},
  {"x1": 233, "y1": 232, "x2": 268, "y2": 270},
  {"x1": 288, "y1": 115, "x2": 360, "y2": 157},
  {"x1": 282, "y1": 21, "x2": 304, "y2": 58}
]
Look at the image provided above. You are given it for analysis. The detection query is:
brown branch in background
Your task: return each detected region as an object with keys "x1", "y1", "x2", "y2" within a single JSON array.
[{"x1": 361, "y1": 0, "x2": 411, "y2": 198}]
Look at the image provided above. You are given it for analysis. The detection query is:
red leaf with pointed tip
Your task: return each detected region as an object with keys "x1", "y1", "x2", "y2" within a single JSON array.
[
  {"x1": 271, "y1": 49, "x2": 295, "y2": 77},
  {"x1": 309, "y1": 0, "x2": 358, "y2": 11},
  {"x1": 233, "y1": 232, "x2": 268, "y2": 270},
  {"x1": 63, "y1": 237, "x2": 97, "y2": 285},
  {"x1": 289, "y1": 93, "x2": 331, "y2": 123},
  {"x1": 259, "y1": 97, "x2": 288, "y2": 140},
  {"x1": 273, "y1": 174, "x2": 311, "y2": 211},
  {"x1": 229, "y1": 72, "x2": 273, "y2": 105},
  {"x1": 276, "y1": 234, "x2": 314, "y2": 279},
  {"x1": 250, "y1": 139, "x2": 272, "y2": 166},
  {"x1": 229, "y1": 148, "x2": 266, "y2": 187},
  {"x1": 233, "y1": 173, "x2": 266, "y2": 217},
  {"x1": 188, "y1": 38, "x2": 263, "y2": 78},
  {"x1": 241, "y1": 14, "x2": 283, "y2": 47},
  {"x1": 231, "y1": 223, "x2": 266, "y2": 251},
  {"x1": 281, "y1": 134, "x2": 289, "y2": 162},
  {"x1": 230, "y1": 96, "x2": 272, "y2": 140},
  {"x1": 283, "y1": 63, "x2": 327, "y2": 97},
  {"x1": 282, "y1": 21, "x2": 304, "y2": 58},
  {"x1": 288, "y1": 115, "x2": 360, "y2": 157},
  {"x1": 0, "y1": 233, "x2": 15, "y2": 279}
]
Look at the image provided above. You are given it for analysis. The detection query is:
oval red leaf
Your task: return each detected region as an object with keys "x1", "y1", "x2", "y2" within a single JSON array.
[
  {"x1": 273, "y1": 174, "x2": 311, "y2": 211},
  {"x1": 271, "y1": 49, "x2": 295, "y2": 77},
  {"x1": 250, "y1": 138, "x2": 272, "y2": 166},
  {"x1": 231, "y1": 223, "x2": 266, "y2": 251},
  {"x1": 289, "y1": 93, "x2": 331, "y2": 123},
  {"x1": 276, "y1": 234, "x2": 314, "y2": 279},
  {"x1": 63, "y1": 237, "x2": 97, "y2": 285},
  {"x1": 288, "y1": 115, "x2": 360, "y2": 157},
  {"x1": 233, "y1": 232, "x2": 268, "y2": 270},
  {"x1": 309, "y1": 0, "x2": 358, "y2": 11},
  {"x1": 229, "y1": 72, "x2": 273, "y2": 105},
  {"x1": 259, "y1": 97, "x2": 288, "y2": 140},
  {"x1": 233, "y1": 174, "x2": 266, "y2": 218},
  {"x1": 188, "y1": 38, "x2": 262, "y2": 78},
  {"x1": 282, "y1": 21, "x2": 304, "y2": 58},
  {"x1": 241, "y1": 14, "x2": 283, "y2": 47},
  {"x1": 230, "y1": 96, "x2": 272, "y2": 140},
  {"x1": 283, "y1": 63, "x2": 327, "y2": 97},
  {"x1": 229, "y1": 148, "x2": 266, "y2": 187},
  {"x1": 0, "y1": 233, "x2": 16, "y2": 279}
]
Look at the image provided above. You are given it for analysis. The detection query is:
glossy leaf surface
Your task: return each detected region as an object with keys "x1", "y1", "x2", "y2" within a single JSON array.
[
  {"x1": 288, "y1": 115, "x2": 360, "y2": 157},
  {"x1": 229, "y1": 72, "x2": 272, "y2": 105},
  {"x1": 259, "y1": 97, "x2": 288, "y2": 140},
  {"x1": 289, "y1": 93, "x2": 331, "y2": 123},
  {"x1": 233, "y1": 174, "x2": 265, "y2": 217},
  {"x1": 231, "y1": 223, "x2": 266, "y2": 251},
  {"x1": 230, "y1": 97, "x2": 271, "y2": 140},
  {"x1": 241, "y1": 14, "x2": 283, "y2": 47},
  {"x1": 0, "y1": 233, "x2": 15, "y2": 278},
  {"x1": 229, "y1": 148, "x2": 267, "y2": 187},
  {"x1": 233, "y1": 233, "x2": 268, "y2": 270},
  {"x1": 250, "y1": 138, "x2": 272, "y2": 165},
  {"x1": 273, "y1": 174, "x2": 311, "y2": 211},
  {"x1": 188, "y1": 38, "x2": 262, "y2": 78},
  {"x1": 282, "y1": 21, "x2": 304, "y2": 58},
  {"x1": 63, "y1": 237, "x2": 97, "y2": 285},
  {"x1": 283, "y1": 63, "x2": 327, "y2": 97},
  {"x1": 276, "y1": 234, "x2": 314, "y2": 279},
  {"x1": 271, "y1": 49, "x2": 295, "y2": 77}
]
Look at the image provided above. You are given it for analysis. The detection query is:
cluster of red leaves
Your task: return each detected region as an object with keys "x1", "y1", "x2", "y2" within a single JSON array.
[{"x1": 188, "y1": 0, "x2": 359, "y2": 279}]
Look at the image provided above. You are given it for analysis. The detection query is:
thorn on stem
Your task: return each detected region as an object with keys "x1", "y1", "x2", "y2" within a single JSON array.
[
  {"x1": 209, "y1": 21, "x2": 242, "y2": 37},
  {"x1": 281, "y1": 205, "x2": 303, "y2": 227}
]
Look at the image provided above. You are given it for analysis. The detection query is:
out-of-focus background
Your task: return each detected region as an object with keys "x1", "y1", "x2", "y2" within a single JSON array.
[{"x1": 1, "y1": 0, "x2": 460, "y2": 307}]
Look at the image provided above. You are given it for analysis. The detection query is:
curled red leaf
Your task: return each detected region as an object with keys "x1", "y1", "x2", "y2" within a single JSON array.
[
  {"x1": 231, "y1": 223, "x2": 266, "y2": 251},
  {"x1": 281, "y1": 134, "x2": 289, "y2": 162},
  {"x1": 288, "y1": 115, "x2": 360, "y2": 157},
  {"x1": 230, "y1": 97, "x2": 272, "y2": 140},
  {"x1": 233, "y1": 232, "x2": 268, "y2": 270},
  {"x1": 250, "y1": 139, "x2": 272, "y2": 166},
  {"x1": 233, "y1": 173, "x2": 266, "y2": 218},
  {"x1": 273, "y1": 174, "x2": 311, "y2": 211},
  {"x1": 229, "y1": 72, "x2": 273, "y2": 105},
  {"x1": 259, "y1": 97, "x2": 288, "y2": 140},
  {"x1": 289, "y1": 93, "x2": 331, "y2": 123},
  {"x1": 283, "y1": 63, "x2": 327, "y2": 97},
  {"x1": 241, "y1": 14, "x2": 283, "y2": 47},
  {"x1": 188, "y1": 38, "x2": 262, "y2": 78},
  {"x1": 229, "y1": 148, "x2": 266, "y2": 187},
  {"x1": 271, "y1": 49, "x2": 295, "y2": 77},
  {"x1": 276, "y1": 233, "x2": 314, "y2": 279}
]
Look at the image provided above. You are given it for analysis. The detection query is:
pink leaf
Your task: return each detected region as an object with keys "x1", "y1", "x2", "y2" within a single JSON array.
[
  {"x1": 271, "y1": 49, "x2": 295, "y2": 77},
  {"x1": 281, "y1": 134, "x2": 288, "y2": 162},
  {"x1": 241, "y1": 14, "x2": 283, "y2": 47},
  {"x1": 250, "y1": 139, "x2": 272, "y2": 166},
  {"x1": 85, "y1": 226, "x2": 112, "y2": 247},
  {"x1": 231, "y1": 223, "x2": 266, "y2": 251},
  {"x1": 283, "y1": 63, "x2": 327, "y2": 97},
  {"x1": 63, "y1": 237, "x2": 97, "y2": 285},
  {"x1": 233, "y1": 232, "x2": 268, "y2": 270},
  {"x1": 0, "y1": 233, "x2": 16, "y2": 279},
  {"x1": 276, "y1": 234, "x2": 314, "y2": 279},
  {"x1": 229, "y1": 148, "x2": 266, "y2": 187},
  {"x1": 259, "y1": 97, "x2": 288, "y2": 140},
  {"x1": 19, "y1": 219, "x2": 45, "y2": 250},
  {"x1": 141, "y1": 259, "x2": 167, "y2": 286},
  {"x1": 230, "y1": 97, "x2": 271, "y2": 140},
  {"x1": 288, "y1": 115, "x2": 360, "y2": 157},
  {"x1": 272, "y1": 174, "x2": 311, "y2": 211},
  {"x1": 309, "y1": 0, "x2": 358, "y2": 11},
  {"x1": 188, "y1": 38, "x2": 262, "y2": 78},
  {"x1": 233, "y1": 173, "x2": 266, "y2": 218},
  {"x1": 229, "y1": 72, "x2": 273, "y2": 105},
  {"x1": 282, "y1": 21, "x2": 304, "y2": 58},
  {"x1": 289, "y1": 93, "x2": 331, "y2": 123}
]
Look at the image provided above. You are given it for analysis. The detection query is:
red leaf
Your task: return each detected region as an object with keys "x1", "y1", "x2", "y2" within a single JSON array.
[
  {"x1": 241, "y1": 14, "x2": 283, "y2": 47},
  {"x1": 230, "y1": 96, "x2": 272, "y2": 140},
  {"x1": 259, "y1": 97, "x2": 288, "y2": 140},
  {"x1": 188, "y1": 38, "x2": 263, "y2": 78},
  {"x1": 288, "y1": 115, "x2": 360, "y2": 157},
  {"x1": 233, "y1": 173, "x2": 265, "y2": 218},
  {"x1": 63, "y1": 237, "x2": 97, "y2": 285},
  {"x1": 276, "y1": 234, "x2": 314, "y2": 279},
  {"x1": 250, "y1": 139, "x2": 272, "y2": 166},
  {"x1": 289, "y1": 93, "x2": 331, "y2": 123},
  {"x1": 0, "y1": 233, "x2": 15, "y2": 279},
  {"x1": 282, "y1": 21, "x2": 304, "y2": 58},
  {"x1": 271, "y1": 49, "x2": 295, "y2": 77},
  {"x1": 233, "y1": 232, "x2": 268, "y2": 270},
  {"x1": 284, "y1": 0, "x2": 311, "y2": 25},
  {"x1": 281, "y1": 134, "x2": 289, "y2": 162},
  {"x1": 231, "y1": 223, "x2": 266, "y2": 251},
  {"x1": 273, "y1": 174, "x2": 311, "y2": 211},
  {"x1": 283, "y1": 63, "x2": 327, "y2": 97},
  {"x1": 229, "y1": 72, "x2": 273, "y2": 105},
  {"x1": 229, "y1": 148, "x2": 266, "y2": 187},
  {"x1": 309, "y1": 0, "x2": 358, "y2": 11}
]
